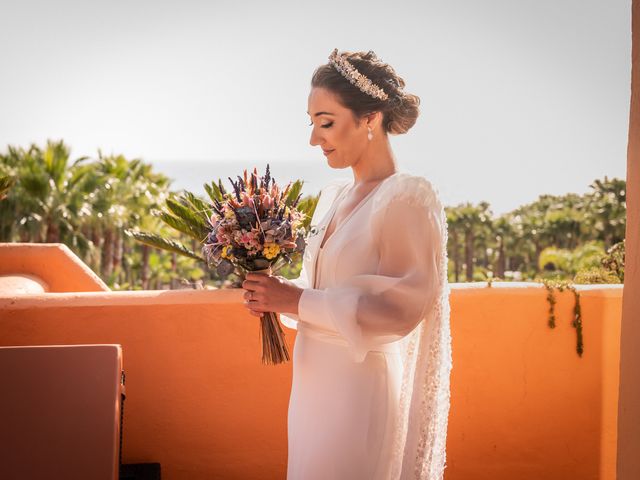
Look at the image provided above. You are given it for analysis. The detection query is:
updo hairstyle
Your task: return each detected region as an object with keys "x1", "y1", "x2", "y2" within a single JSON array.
[{"x1": 311, "y1": 50, "x2": 420, "y2": 135}]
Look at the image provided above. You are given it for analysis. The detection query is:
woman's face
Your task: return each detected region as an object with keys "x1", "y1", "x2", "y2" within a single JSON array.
[{"x1": 307, "y1": 87, "x2": 370, "y2": 168}]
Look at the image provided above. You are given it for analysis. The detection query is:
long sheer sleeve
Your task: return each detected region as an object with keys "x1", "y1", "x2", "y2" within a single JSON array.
[
  {"x1": 278, "y1": 260, "x2": 310, "y2": 331},
  {"x1": 295, "y1": 178, "x2": 445, "y2": 362}
]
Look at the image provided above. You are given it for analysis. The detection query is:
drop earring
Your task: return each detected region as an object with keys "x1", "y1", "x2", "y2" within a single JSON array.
[{"x1": 367, "y1": 127, "x2": 373, "y2": 141}]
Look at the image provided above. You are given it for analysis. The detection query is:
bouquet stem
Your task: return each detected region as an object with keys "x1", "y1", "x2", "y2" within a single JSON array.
[
  {"x1": 259, "y1": 311, "x2": 291, "y2": 365},
  {"x1": 254, "y1": 267, "x2": 291, "y2": 365}
]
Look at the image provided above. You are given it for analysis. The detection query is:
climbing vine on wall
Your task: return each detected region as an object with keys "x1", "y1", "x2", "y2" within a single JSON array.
[
  {"x1": 485, "y1": 277, "x2": 585, "y2": 356},
  {"x1": 542, "y1": 279, "x2": 584, "y2": 357}
]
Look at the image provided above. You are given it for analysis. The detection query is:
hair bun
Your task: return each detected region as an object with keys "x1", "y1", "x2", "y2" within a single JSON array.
[{"x1": 384, "y1": 92, "x2": 420, "y2": 135}]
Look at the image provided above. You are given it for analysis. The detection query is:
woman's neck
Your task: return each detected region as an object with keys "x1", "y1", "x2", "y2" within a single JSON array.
[{"x1": 351, "y1": 135, "x2": 398, "y2": 185}]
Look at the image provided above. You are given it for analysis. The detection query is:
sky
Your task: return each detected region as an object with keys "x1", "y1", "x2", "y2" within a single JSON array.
[{"x1": 0, "y1": 0, "x2": 632, "y2": 215}]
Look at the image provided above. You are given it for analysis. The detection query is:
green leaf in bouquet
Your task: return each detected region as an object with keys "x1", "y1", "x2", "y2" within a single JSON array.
[
  {"x1": 181, "y1": 190, "x2": 213, "y2": 219},
  {"x1": 164, "y1": 198, "x2": 210, "y2": 240},
  {"x1": 283, "y1": 179, "x2": 304, "y2": 207},
  {"x1": 157, "y1": 211, "x2": 204, "y2": 241},
  {"x1": 204, "y1": 181, "x2": 224, "y2": 203}
]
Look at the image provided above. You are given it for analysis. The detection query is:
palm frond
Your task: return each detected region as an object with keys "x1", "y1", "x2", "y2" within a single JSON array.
[
  {"x1": 125, "y1": 229, "x2": 205, "y2": 262},
  {"x1": 181, "y1": 191, "x2": 213, "y2": 218},
  {"x1": 157, "y1": 211, "x2": 206, "y2": 242},
  {"x1": 164, "y1": 198, "x2": 210, "y2": 239}
]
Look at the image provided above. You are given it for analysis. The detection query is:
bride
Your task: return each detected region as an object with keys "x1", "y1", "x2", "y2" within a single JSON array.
[{"x1": 241, "y1": 48, "x2": 452, "y2": 480}]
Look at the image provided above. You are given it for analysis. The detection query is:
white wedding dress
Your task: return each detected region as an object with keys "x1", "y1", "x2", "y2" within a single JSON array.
[{"x1": 279, "y1": 171, "x2": 452, "y2": 480}]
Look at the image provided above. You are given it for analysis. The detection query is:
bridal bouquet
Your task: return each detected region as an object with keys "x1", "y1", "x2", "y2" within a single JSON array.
[{"x1": 201, "y1": 164, "x2": 307, "y2": 365}]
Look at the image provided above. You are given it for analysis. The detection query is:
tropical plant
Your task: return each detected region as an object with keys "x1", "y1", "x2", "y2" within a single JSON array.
[
  {"x1": 575, "y1": 240, "x2": 625, "y2": 284},
  {"x1": 584, "y1": 177, "x2": 626, "y2": 248},
  {"x1": 126, "y1": 189, "x2": 211, "y2": 265},
  {"x1": 0, "y1": 140, "x2": 185, "y2": 289},
  {"x1": 0, "y1": 140, "x2": 93, "y2": 253},
  {"x1": 601, "y1": 240, "x2": 625, "y2": 281}
]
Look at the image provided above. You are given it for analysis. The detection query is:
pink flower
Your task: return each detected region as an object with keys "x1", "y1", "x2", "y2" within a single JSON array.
[
  {"x1": 261, "y1": 193, "x2": 273, "y2": 210},
  {"x1": 241, "y1": 191, "x2": 255, "y2": 209},
  {"x1": 240, "y1": 231, "x2": 254, "y2": 244}
]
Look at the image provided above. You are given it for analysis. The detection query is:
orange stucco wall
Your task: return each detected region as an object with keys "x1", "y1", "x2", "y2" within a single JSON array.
[
  {"x1": 0, "y1": 243, "x2": 108, "y2": 293},
  {"x1": 0, "y1": 282, "x2": 622, "y2": 480}
]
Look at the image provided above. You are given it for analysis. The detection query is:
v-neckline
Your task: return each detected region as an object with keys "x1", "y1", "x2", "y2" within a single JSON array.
[{"x1": 318, "y1": 172, "x2": 399, "y2": 251}]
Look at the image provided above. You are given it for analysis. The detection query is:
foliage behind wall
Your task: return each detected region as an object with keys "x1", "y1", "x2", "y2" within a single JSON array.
[{"x1": 0, "y1": 140, "x2": 626, "y2": 289}]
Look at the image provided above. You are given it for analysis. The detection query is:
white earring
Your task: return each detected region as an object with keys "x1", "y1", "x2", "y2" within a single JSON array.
[{"x1": 367, "y1": 127, "x2": 373, "y2": 141}]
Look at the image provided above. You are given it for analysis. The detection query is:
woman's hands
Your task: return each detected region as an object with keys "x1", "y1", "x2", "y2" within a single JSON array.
[{"x1": 242, "y1": 273, "x2": 303, "y2": 318}]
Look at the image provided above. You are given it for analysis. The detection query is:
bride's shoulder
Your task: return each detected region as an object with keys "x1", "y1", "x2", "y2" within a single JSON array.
[{"x1": 374, "y1": 172, "x2": 443, "y2": 211}]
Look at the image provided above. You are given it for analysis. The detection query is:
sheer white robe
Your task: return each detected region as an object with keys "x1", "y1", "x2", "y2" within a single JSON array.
[{"x1": 280, "y1": 172, "x2": 452, "y2": 480}]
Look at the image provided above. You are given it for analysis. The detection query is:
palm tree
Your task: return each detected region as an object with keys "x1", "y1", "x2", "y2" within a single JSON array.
[
  {"x1": 83, "y1": 152, "x2": 171, "y2": 282},
  {"x1": 0, "y1": 140, "x2": 92, "y2": 253},
  {"x1": 492, "y1": 214, "x2": 517, "y2": 278},
  {"x1": 450, "y1": 202, "x2": 492, "y2": 281},
  {"x1": 0, "y1": 140, "x2": 181, "y2": 289}
]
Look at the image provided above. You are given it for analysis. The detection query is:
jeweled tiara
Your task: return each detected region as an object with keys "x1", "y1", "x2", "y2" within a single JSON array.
[{"x1": 328, "y1": 48, "x2": 389, "y2": 101}]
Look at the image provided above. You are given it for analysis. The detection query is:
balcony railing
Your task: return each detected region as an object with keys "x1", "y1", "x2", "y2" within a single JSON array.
[{"x1": 0, "y1": 242, "x2": 623, "y2": 480}]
